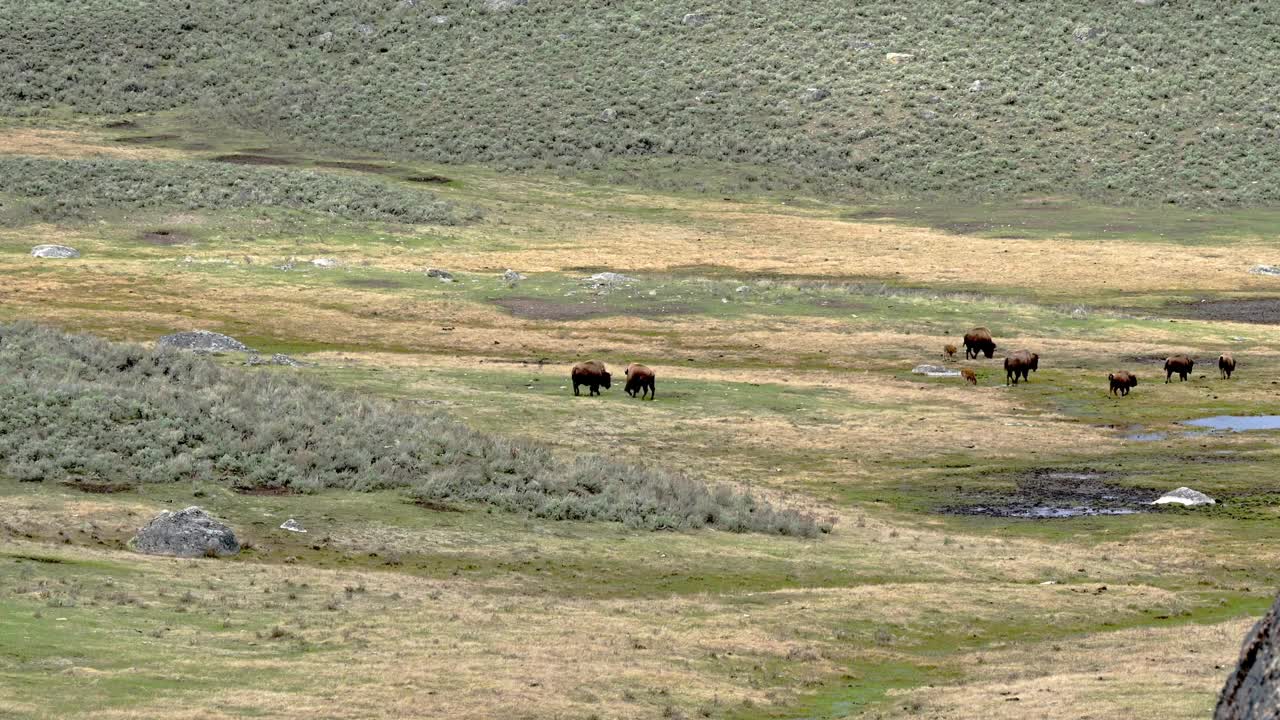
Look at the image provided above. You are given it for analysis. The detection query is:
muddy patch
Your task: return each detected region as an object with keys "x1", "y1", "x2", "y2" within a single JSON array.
[
  {"x1": 140, "y1": 229, "x2": 193, "y2": 246},
  {"x1": 941, "y1": 469, "x2": 1157, "y2": 519},
  {"x1": 341, "y1": 277, "x2": 406, "y2": 290},
  {"x1": 1163, "y1": 298, "x2": 1280, "y2": 325},
  {"x1": 406, "y1": 173, "x2": 453, "y2": 184},
  {"x1": 315, "y1": 160, "x2": 395, "y2": 174},
  {"x1": 62, "y1": 480, "x2": 136, "y2": 494},
  {"x1": 114, "y1": 134, "x2": 180, "y2": 145},
  {"x1": 233, "y1": 486, "x2": 298, "y2": 497},
  {"x1": 493, "y1": 297, "x2": 695, "y2": 321},
  {"x1": 102, "y1": 120, "x2": 140, "y2": 130},
  {"x1": 210, "y1": 154, "x2": 294, "y2": 166}
]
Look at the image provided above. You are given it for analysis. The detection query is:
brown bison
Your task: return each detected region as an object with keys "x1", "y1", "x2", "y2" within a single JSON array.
[
  {"x1": 1219, "y1": 353, "x2": 1236, "y2": 380},
  {"x1": 1164, "y1": 354, "x2": 1194, "y2": 383},
  {"x1": 571, "y1": 360, "x2": 611, "y2": 396},
  {"x1": 1108, "y1": 371, "x2": 1138, "y2": 396},
  {"x1": 623, "y1": 363, "x2": 655, "y2": 399},
  {"x1": 960, "y1": 368, "x2": 977, "y2": 385},
  {"x1": 943, "y1": 343, "x2": 957, "y2": 360},
  {"x1": 963, "y1": 327, "x2": 996, "y2": 359},
  {"x1": 1003, "y1": 350, "x2": 1039, "y2": 385}
]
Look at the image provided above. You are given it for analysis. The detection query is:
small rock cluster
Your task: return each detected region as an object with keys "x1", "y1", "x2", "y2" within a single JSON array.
[{"x1": 156, "y1": 330, "x2": 250, "y2": 353}]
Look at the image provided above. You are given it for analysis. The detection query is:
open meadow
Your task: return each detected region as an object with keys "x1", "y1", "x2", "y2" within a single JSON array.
[{"x1": 1, "y1": 119, "x2": 1279, "y2": 719}]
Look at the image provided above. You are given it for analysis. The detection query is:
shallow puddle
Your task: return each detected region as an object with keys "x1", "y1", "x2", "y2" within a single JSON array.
[{"x1": 1184, "y1": 415, "x2": 1280, "y2": 432}]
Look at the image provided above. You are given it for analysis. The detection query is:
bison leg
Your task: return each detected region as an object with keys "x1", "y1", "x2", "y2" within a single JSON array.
[
  {"x1": 648, "y1": 382, "x2": 654, "y2": 399},
  {"x1": 574, "y1": 381, "x2": 581, "y2": 396}
]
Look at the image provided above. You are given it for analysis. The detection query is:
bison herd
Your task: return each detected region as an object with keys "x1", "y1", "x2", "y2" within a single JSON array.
[
  {"x1": 947, "y1": 327, "x2": 1237, "y2": 396},
  {"x1": 569, "y1": 328, "x2": 1236, "y2": 401}
]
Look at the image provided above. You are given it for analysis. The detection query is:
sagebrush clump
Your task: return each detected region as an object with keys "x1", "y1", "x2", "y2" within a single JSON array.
[
  {"x1": 0, "y1": 322, "x2": 821, "y2": 536},
  {"x1": 0, "y1": 156, "x2": 466, "y2": 225}
]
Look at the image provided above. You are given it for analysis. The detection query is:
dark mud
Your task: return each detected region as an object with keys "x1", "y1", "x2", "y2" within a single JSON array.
[
  {"x1": 1163, "y1": 298, "x2": 1280, "y2": 325},
  {"x1": 140, "y1": 229, "x2": 193, "y2": 246},
  {"x1": 406, "y1": 173, "x2": 453, "y2": 184},
  {"x1": 941, "y1": 469, "x2": 1158, "y2": 519},
  {"x1": 341, "y1": 277, "x2": 407, "y2": 290},
  {"x1": 114, "y1": 134, "x2": 180, "y2": 144},
  {"x1": 316, "y1": 160, "x2": 395, "y2": 174},
  {"x1": 210, "y1": 154, "x2": 294, "y2": 166}
]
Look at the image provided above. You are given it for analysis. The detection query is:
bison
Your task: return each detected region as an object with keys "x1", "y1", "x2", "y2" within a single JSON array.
[
  {"x1": 1003, "y1": 350, "x2": 1039, "y2": 385},
  {"x1": 1219, "y1": 353, "x2": 1236, "y2": 380},
  {"x1": 1164, "y1": 354, "x2": 1194, "y2": 383},
  {"x1": 963, "y1": 327, "x2": 996, "y2": 359},
  {"x1": 960, "y1": 368, "x2": 977, "y2": 385},
  {"x1": 943, "y1": 343, "x2": 957, "y2": 361},
  {"x1": 1109, "y1": 371, "x2": 1138, "y2": 396},
  {"x1": 623, "y1": 363, "x2": 655, "y2": 399},
  {"x1": 571, "y1": 360, "x2": 611, "y2": 396}
]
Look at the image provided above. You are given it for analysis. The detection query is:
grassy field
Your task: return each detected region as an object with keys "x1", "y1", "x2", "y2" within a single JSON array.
[{"x1": 2, "y1": 122, "x2": 1280, "y2": 719}]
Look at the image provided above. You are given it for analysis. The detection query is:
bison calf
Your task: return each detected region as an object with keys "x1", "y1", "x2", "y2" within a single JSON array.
[
  {"x1": 963, "y1": 327, "x2": 996, "y2": 359},
  {"x1": 943, "y1": 343, "x2": 957, "y2": 360},
  {"x1": 1004, "y1": 350, "x2": 1039, "y2": 385},
  {"x1": 1108, "y1": 371, "x2": 1138, "y2": 396},
  {"x1": 960, "y1": 368, "x2": 977, "y2": 385},
  {"x1": 1219, "y1": 353, "x2": 1236, "y2": 380},
  {"x1": 623, "y1": 363, "x2": 655, "y2": 399},
  {"x1": 571, "y1": 360, "x2": 611, "y2": 396},
  {"x1": 1164, "y1": 354, "x2": 1194, "y2": 383}
]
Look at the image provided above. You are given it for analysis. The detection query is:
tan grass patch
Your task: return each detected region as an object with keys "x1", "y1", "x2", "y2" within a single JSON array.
[{"x1": 0, "y1": 129, "x2": 184, "y2": 161}]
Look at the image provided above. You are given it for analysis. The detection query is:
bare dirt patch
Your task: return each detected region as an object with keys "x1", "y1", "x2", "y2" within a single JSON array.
[
  {"x1": 114, "y1": 134, "x2": 180, "y2": 145},
  {"x1": 315, "y1": 160, "x2": 395, "y2": 174},
  {"x1": 61, "y1": 480, "x2": 136, "y2": 494},
  {"x1": 942, "y1": 469, "x2": 1159, "y2": 518},
  {"x1": 232, "y1": 486, "x2": 298, "y2": 497},
  {"x1": 1165, "y1": 298, "x2": 1280, "y2": 325},
  {"x1": 210, "y1": 154, "x2": 294, "y2": 166},
  {"x1": 101, "y1": 120, "x2": 139, "y2": 130},
  {"x1": 406, "y1": 173, "x2": 453, "y2": 184},
  {"x1": 139, "y1": 229, "x2": 192, "y2": 246},
  {"x1": 493, "y1": 297, "x2": 695, "y2": 321}
]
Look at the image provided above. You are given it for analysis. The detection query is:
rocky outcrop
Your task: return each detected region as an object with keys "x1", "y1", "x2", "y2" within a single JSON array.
[
  {"x1": 132, "y1": 506, "x2": 240, "y2": 558},
  {"x1": 1217, "y1": 592, "x2": 1280, "y2": 719}
]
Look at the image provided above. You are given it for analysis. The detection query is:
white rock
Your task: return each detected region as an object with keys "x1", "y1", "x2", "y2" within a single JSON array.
[
  {"x1": 279, "y1": 518, "x2": 307, "y2": 533},
  {"x1": 1152, "y1": 487, "x2": 1216, "y2": 506},
  {"x1": 31, "y1": 244, "x2": 80, "y2": 259},
  {"x1": 885, "y1": 52, "x2": 915, "y2": 64},
  {"x1": 912, "y1": 364, "x2": 961, "y2": 378},
  {"x1": 1251, "y1": 265, "x2": 1280, "y2": 276},
  {"x1": 311, "y1": 258, "x2": 337, "y2": 268}
]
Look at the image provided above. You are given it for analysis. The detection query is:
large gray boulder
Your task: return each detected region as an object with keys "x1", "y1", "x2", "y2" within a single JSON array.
[
  {"x1": 132, "y1": 506, "x2": 240, "y2": 558},
  {"x1": 156, "y1": 330, "x2": 250, "y2": 353},
  {"x1": 1217, "y1": 591, "x2": 1280, "y2": 719}
]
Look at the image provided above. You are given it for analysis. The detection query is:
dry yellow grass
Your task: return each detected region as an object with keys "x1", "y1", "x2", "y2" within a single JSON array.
[{"x1": 0, "y1": 128, "x2": 184, "y2": 161}]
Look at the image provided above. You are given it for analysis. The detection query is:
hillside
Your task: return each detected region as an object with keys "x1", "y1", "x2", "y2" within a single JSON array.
[{"x1": 4, "y1": 1, "x2": 1279, "y2": 205}]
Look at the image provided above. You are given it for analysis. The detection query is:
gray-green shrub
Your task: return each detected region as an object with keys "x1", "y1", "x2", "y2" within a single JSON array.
[{"x1": 0, "y1": 322, "x2": 820, "y2": 536}]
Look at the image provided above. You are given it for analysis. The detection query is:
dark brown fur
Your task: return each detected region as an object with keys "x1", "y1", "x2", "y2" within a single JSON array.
[
  {"x1": 1003, "y1": 350, "x2": 1039, "y2": 385},
  {"x1": 1108, "y1": 371, "x2": 1138, "y2": 396},
  {"x1": 963, "y1": 327, "x2": 996, "y2": 359},
  {"x1": 623, "y1": 363, "x2": 655, "y2": 399},
  {"x1": 571, "y1": 360, "x2": 611, "y2": 396},
  {"x1": 960, "y1": 368, "x2": 977, "y2": 385},
  {"x1": 1219, "y1": 353, "x2": 1236, "y2": 380},
  {"x1": 943, "y1": 343, "x2": 957, "y2": 360},
  {"x1": 1164, "y1": 354, "x2": 1194, "y2": 383}
]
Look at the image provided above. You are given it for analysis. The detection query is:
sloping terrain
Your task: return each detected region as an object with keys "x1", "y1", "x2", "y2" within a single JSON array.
[{"x1": 4, "y1": 1, "x2": 1280, "y2": 204}]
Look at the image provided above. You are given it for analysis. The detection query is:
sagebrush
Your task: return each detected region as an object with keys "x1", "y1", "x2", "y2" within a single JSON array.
[
  {"x1": 0, "y1": 322, "x2": 821, "y2": 535},
  {"x1": 0, "y1": 156, "x2": 465, "y2": 224},
  {"x1": 2, "y1": 1, "x2": 1277, "y2": 205}
]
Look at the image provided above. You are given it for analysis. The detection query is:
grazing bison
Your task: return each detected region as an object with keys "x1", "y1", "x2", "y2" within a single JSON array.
[
  {"x1": 1109, "y1": 371, "x2": 1138, "y2": 396},
  {"x1": 963, "y1": 327, "x2": 996, "y2": 359},
  {"x1": 571, "y1": 360, "x2": 611, "y2": 396},
  {"x1": 1164, "y1": 354, "x2": 1194, "y2": 383},
  {"x1": 960, "y1": 368, "x2": 977, "y2": 385},
  {"x1": 1219, "y1": 353, "x2": 1236, "y2": 380},
  {"x1": 623, "y1": 363, "x2": 656, "y2": 399},
  {"x1": 943, "y1": 343, "x2": 958, "y2": 361},
  {"x1": 1003, "y1": 350, "x2": 1039, "y2": 385}
]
